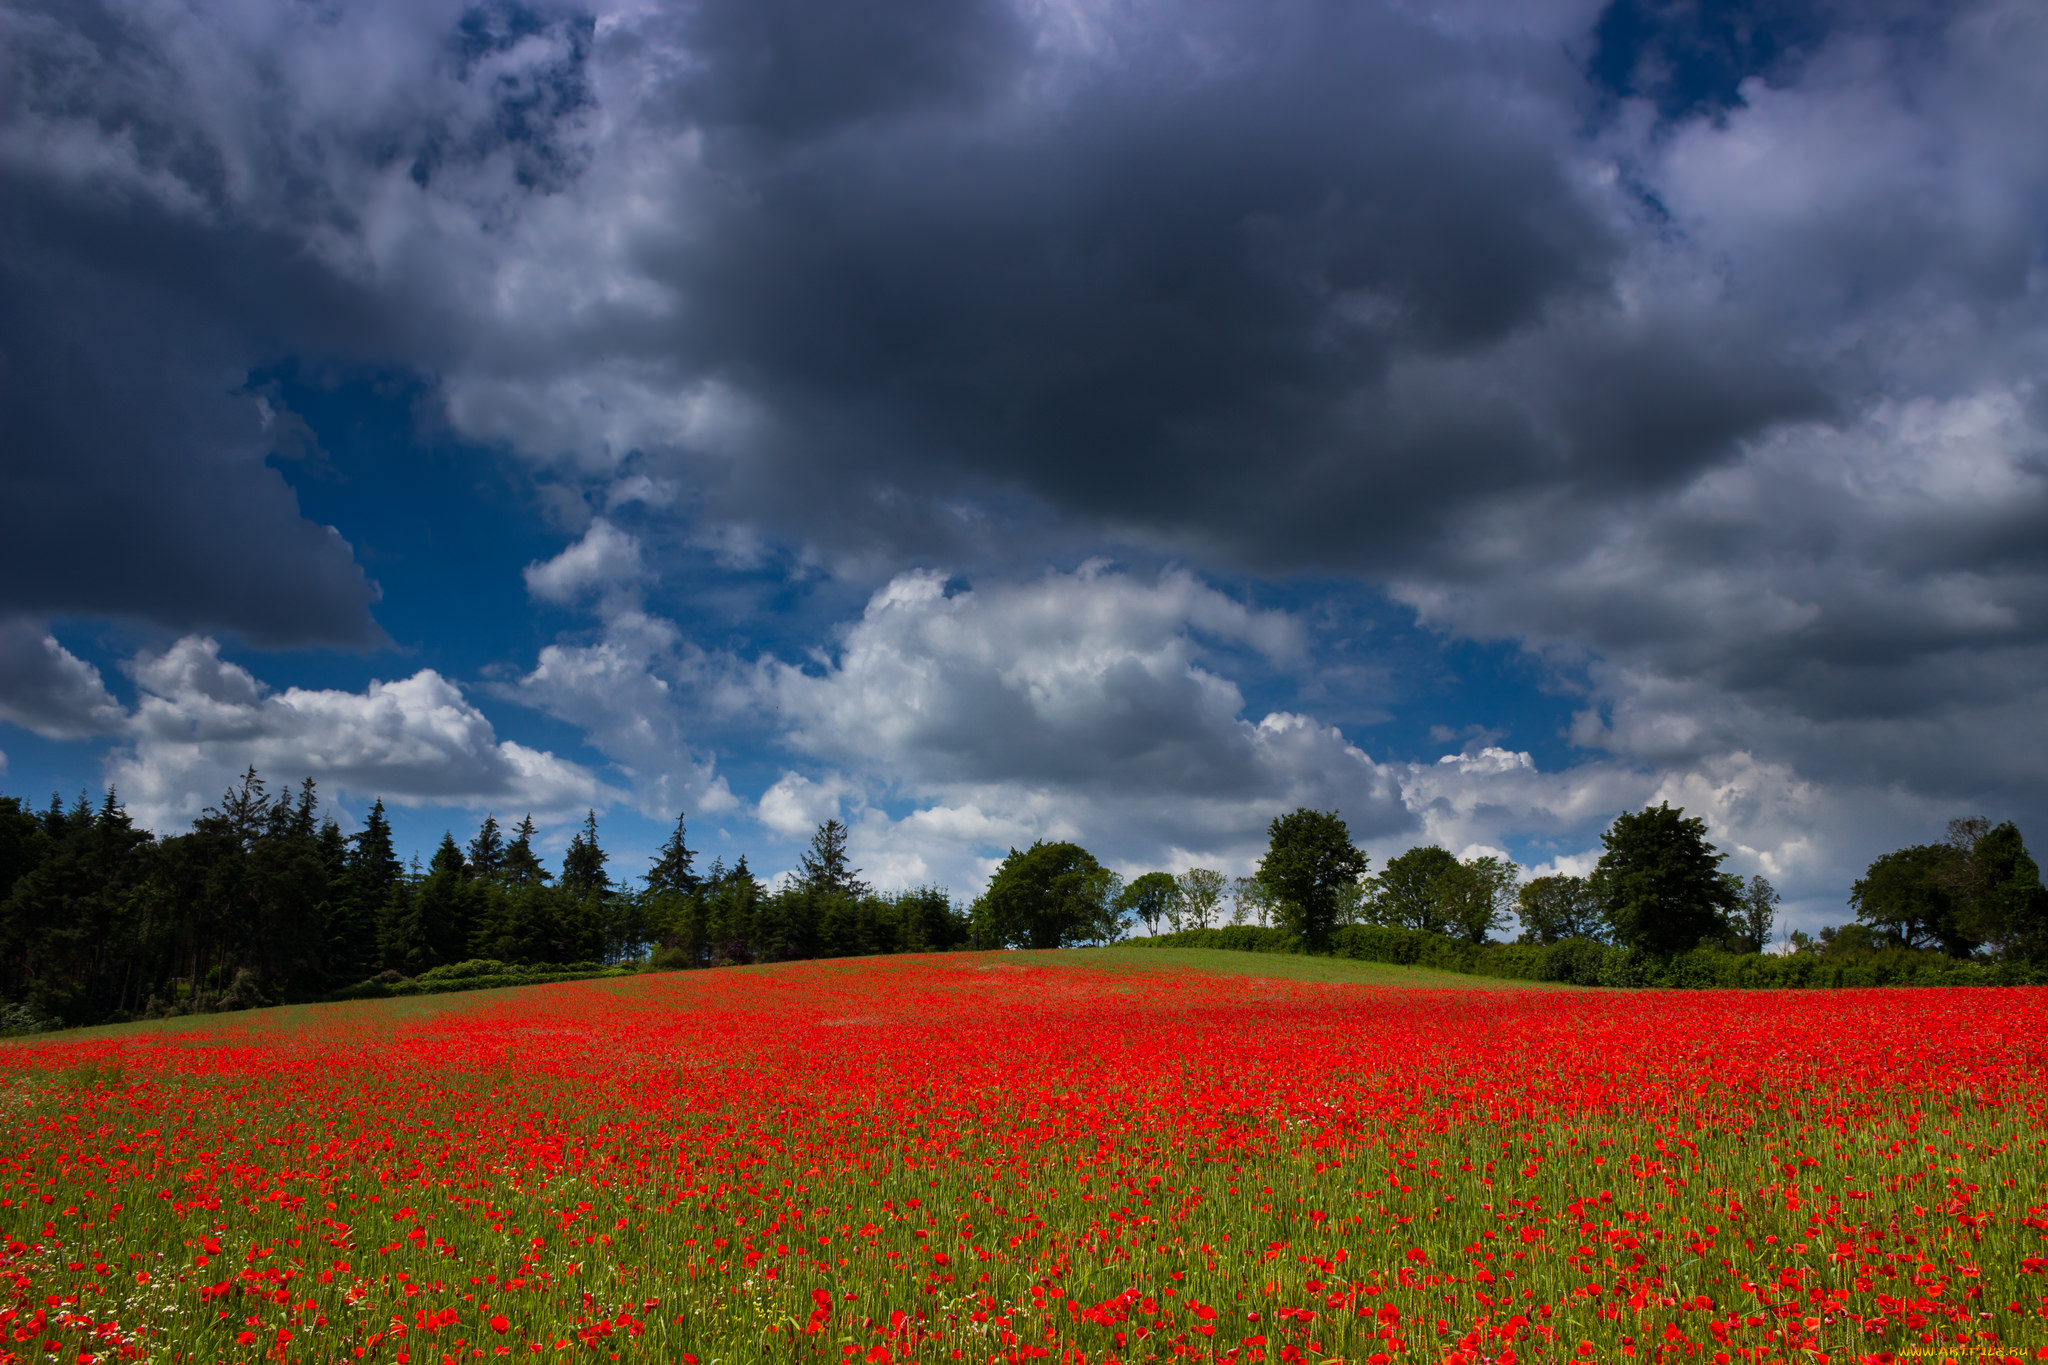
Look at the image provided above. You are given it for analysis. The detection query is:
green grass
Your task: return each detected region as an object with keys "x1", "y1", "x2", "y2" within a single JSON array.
[{"x1": 1017, "y1": 943, "x2": 1579, "y2": 988}]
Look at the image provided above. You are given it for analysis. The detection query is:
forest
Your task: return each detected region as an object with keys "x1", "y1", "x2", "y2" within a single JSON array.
[
  {"x1": 0, "y1": 770, "x2": 966, "y2": 1031},
  {"x1": 2, "y1": 769, "x2": 2044, "y2": 1030}
]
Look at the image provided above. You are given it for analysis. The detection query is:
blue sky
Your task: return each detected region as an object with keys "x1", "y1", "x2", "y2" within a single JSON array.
[{"x1": 4, "y1": 0, "x2": 2046, "y2": 933}]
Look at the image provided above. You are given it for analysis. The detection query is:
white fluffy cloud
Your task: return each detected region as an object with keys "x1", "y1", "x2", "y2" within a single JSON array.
[
  {"x1": 757, "y1": 770, "x2": 855, "y2": 838},
  {"x1": 503, "y1": 607, "x2": 738, "y2": 819},
  {"x1": 745, "y1": 566, "x2": 1406, "y2": 887},
  {"x1": 523, "y1": 519, "x2": 649, "y2": 605},
  {"x1": 108, "y1": 636, "x2": 607, "y2": 830}
]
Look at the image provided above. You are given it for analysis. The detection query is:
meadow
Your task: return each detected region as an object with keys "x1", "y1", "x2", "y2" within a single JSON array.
[{"x1": 1, "y1": 950, "x2": 2044, "y2": 1364}]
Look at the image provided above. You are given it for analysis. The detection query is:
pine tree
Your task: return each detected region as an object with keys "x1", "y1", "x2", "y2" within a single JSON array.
[
  {"x1": 386, "y1": 834, "x2": 469, "y2": 975},
  {"x1": 348, "y1": 801, "x2": 403, "y2": 909},
  {"x1": 40, "y1": 793, "x2": 67, "y2": 840},
  {"x1": 341, "y1": 800, "x2": 403, "y2": 977},
  {"x1": 562, "y1": 810, "x2": 610, "y2": 901},
  {"x1": 502, "y1": 815, "x2": 549, "y2": 886},
  {"x1": 214, "y1": 767, "x2": 270, "y2": 849},
  {"x1": 646, "y1": 813, "x2": 698, "y2": 897},
  {"x1": 467, "y1": 814, "x2": 505, "y2": 881},
  {"x1": 798, "y1": 819, "x2": 869, "y2": 898},
  {"x1": 288, "y1": 778, "x2": 320, "y2": 841}
]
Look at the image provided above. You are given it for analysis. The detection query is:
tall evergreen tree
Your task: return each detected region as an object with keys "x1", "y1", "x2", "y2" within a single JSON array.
[
  {"x1": 646, "y1": 812, "x2": 699, "y2": 897},
  {"x1": 562, "y1": 810, "x2": 610, "y2": 901},
  {"x1": 340, "y1": 800, "x2": 402, "y2": 978},
  {"x1": 0, "y1": 795, "x2": 51, "y2": 906},
  {"x1": 502, "y1": 815, "x2": 549, "y2": 886},
  {"x1": 215, "y1": 767, "x2": 270, "y2": 848},
  {"x1": 798, "y1": 819, "x2": 868, "y2": 898},
  {"x1": 288, "y1": 778, "x2": 320, "y2": 840},
  {"x1": 467, "y1": 814, "x2": 505, "y2": 881},
  {"x1": 387, "y1": 833, "x2": 470, "y2": 974}
]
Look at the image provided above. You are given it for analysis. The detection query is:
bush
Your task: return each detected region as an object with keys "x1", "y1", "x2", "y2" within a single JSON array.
[
  {"x1": 413, "y1": 959, "x2": 515, "y2": 983},
  {"x1": 325, "y1": 962, "x2": 633, "y2": 1003},
  {"x1": 643, "y1": 945, "x2": 693, "y2": 973},
  {"x1": 1130, "y1": 924, "x2": 2046, "y2": 990},
  {"x1": 1543, "y1": 938, "x2": 1608, "y2": 986}
]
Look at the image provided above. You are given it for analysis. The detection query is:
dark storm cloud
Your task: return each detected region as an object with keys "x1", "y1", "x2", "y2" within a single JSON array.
[
  {"x1": 11, "y1": 0, "x2": 2048, "y2": 886},
  {"x1": 4, "y1": 0, "x2": 1840, "y2": 603},
  {"x1": 637, "y1": 0, "x2": 1749, "y2": 566},
  {"x1": 0, "y1": 0, "x2": 594, "y2": 645},
  {"x1": 0, "y1": 195, "x2": 383, "y2": 644},
  {"x1": 660, "y1": 0, "x2": 1025, "y2": 140}
]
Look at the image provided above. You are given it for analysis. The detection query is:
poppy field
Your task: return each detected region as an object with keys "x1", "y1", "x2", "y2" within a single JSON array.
[{"x1": 2, "y1": 952, "x2": 2046, "y2": 1365}]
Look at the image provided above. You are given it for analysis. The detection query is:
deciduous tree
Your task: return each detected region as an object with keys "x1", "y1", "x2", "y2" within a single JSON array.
[
  {"x1": 974, "y1": 842, "x2": 1118, "y2": 949},
  {"x1": 1588, "y1": 804, "x2": 1735, "y2": 956},
  {"x1": 1515, "y1": 874, "x2": 1604, "y2": 945},
  {"x1": 1174, "y1": 868, "x2": 1226, "y2": 930},
  {"x1": 1116, "y1": 871, "x2": 1180, "y2": 935},
  {"x1": 1371, "y1": 845, "x2": 1458, "y2": 934},
  {"x1": 1255, "y1": 808, "x2": 1368, "y2": 950}
]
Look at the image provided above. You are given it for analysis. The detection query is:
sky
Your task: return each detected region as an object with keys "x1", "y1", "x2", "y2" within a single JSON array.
[{"x1": 3, "y1": 0, "x2": 2045, "y2": 935}]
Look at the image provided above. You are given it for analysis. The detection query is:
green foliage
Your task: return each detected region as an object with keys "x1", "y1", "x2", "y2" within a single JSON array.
[
  {"x1": 0, "y1": 771, "x2": 976, "y2": 1028},
  {"x1": 466, "y1": 814, "x2": 505, "y2": 881},
  {"x1": 560, "y1": 810, "x2": 610, "y2": 902},
  {"x1": 1255, "y1": 808, "x2": 1369, "y2": 950},
  {"x1": 500, "y1": 815, "x2": 549, "y2": 887},
  {"x1": 1115, "y1": 871, "x2": 1180, "y2": 935},
  {"x1": 1516, "y1": 874, "x2": 1604, "y2": 945},
  {"x1": 1370, "y1": 846, "x2": 1459, "y2": 933},
  {"x1": 1432, "y1": 855, "x2": 1519, "y2": 944},
  {"x1": 1137, "y1": 924, "x2": 2046, "y2": 989},
  {"x1": 1727, "y1": 873, "x2": 1781, "y2": 955},
  {"x1": 0, "y1": 795, "x2": 53, "y2": 906},
  {"x1": 1851, "y1": 844, "x2": 1967, "y2": 953},
  {"x1": 974, "y1": 842, "x2": 1120, "y2": 949},
  {"x1": 798, "y1": 819, "x2": 869, "y2": 899},
  {"x1": 1850, "y1": 817, "x2": 2048, "y2": 963},
  {"x1": 1960, "y1": 821, "x2": 2048, "y2": 962},
  {"x1": 1588, "y1": 803, "x2": 1736, "y2": 955},
  {"x1": 1173, "y1": 868, "x2": 1226, "y2": 931},
  {"x1": 645, "y1": 812, "x2": 698, "y2": 897}
]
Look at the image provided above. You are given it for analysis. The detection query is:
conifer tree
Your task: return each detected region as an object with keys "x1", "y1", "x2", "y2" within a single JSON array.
[
  {"x1": 502, "y1": 815, "x2": 549, "y2": 886},
  {"x1": 562, "y1": 810, "x2": 610, "y2": 901},
  {"x1": 288, "y1": 778, "x2": 320, "y2": 840},
  {"x1": 340, "y1": 800, "x2": 403, "y2": 977},
  {"x1": 798, "y1": 819, "x2": 868, "y2": 898},
  {"x1": 467, "y1": 814, "x2": 505, "y2": 881},
  {"x1": 646, "y1": 813, "x2": 698, "y2": 897}
]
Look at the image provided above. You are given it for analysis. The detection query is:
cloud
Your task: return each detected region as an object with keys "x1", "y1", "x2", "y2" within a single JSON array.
[
  {"x1": 8, "y1": 0, "x2": 2048, "y2": 908},
  {"x1": 523, "y1": 519, "x2": 649, "y2": 604},
  {"x1": 0, "y1": 619, "x2": 128, "y2": 739},
  {"x1": 109, "y1": 636, "x2": 607, "y2": 830},
  {"x1": 757, "y1": 770, "x2": 855, "y2": 838},
  {"x1": 503, "y1": 607, "x2": 737, "y2": 818},
  {"x1": 756, "y1": 565, "x2": 1407, "y2": 880}
]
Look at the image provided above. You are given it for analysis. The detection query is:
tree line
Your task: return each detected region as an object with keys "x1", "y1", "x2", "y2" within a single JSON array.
[
  {"x1": 0, "y1": 771, "x2": 973, "y2": 1031},
  {"x1": 988, "y1": 805, "x2": 1783, "y2": 957},
  {"x1": 6, "y1": 768, "x2": 2043, "y2": 1030},
  {"x1": 1030, "y1": 802, "x2": 2047, "y2": 968}
]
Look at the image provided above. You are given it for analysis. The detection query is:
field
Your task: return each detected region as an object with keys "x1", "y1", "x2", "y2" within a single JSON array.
[{"x1": 2, "y1": 951, "x2": 2046, "y2": 1364}]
